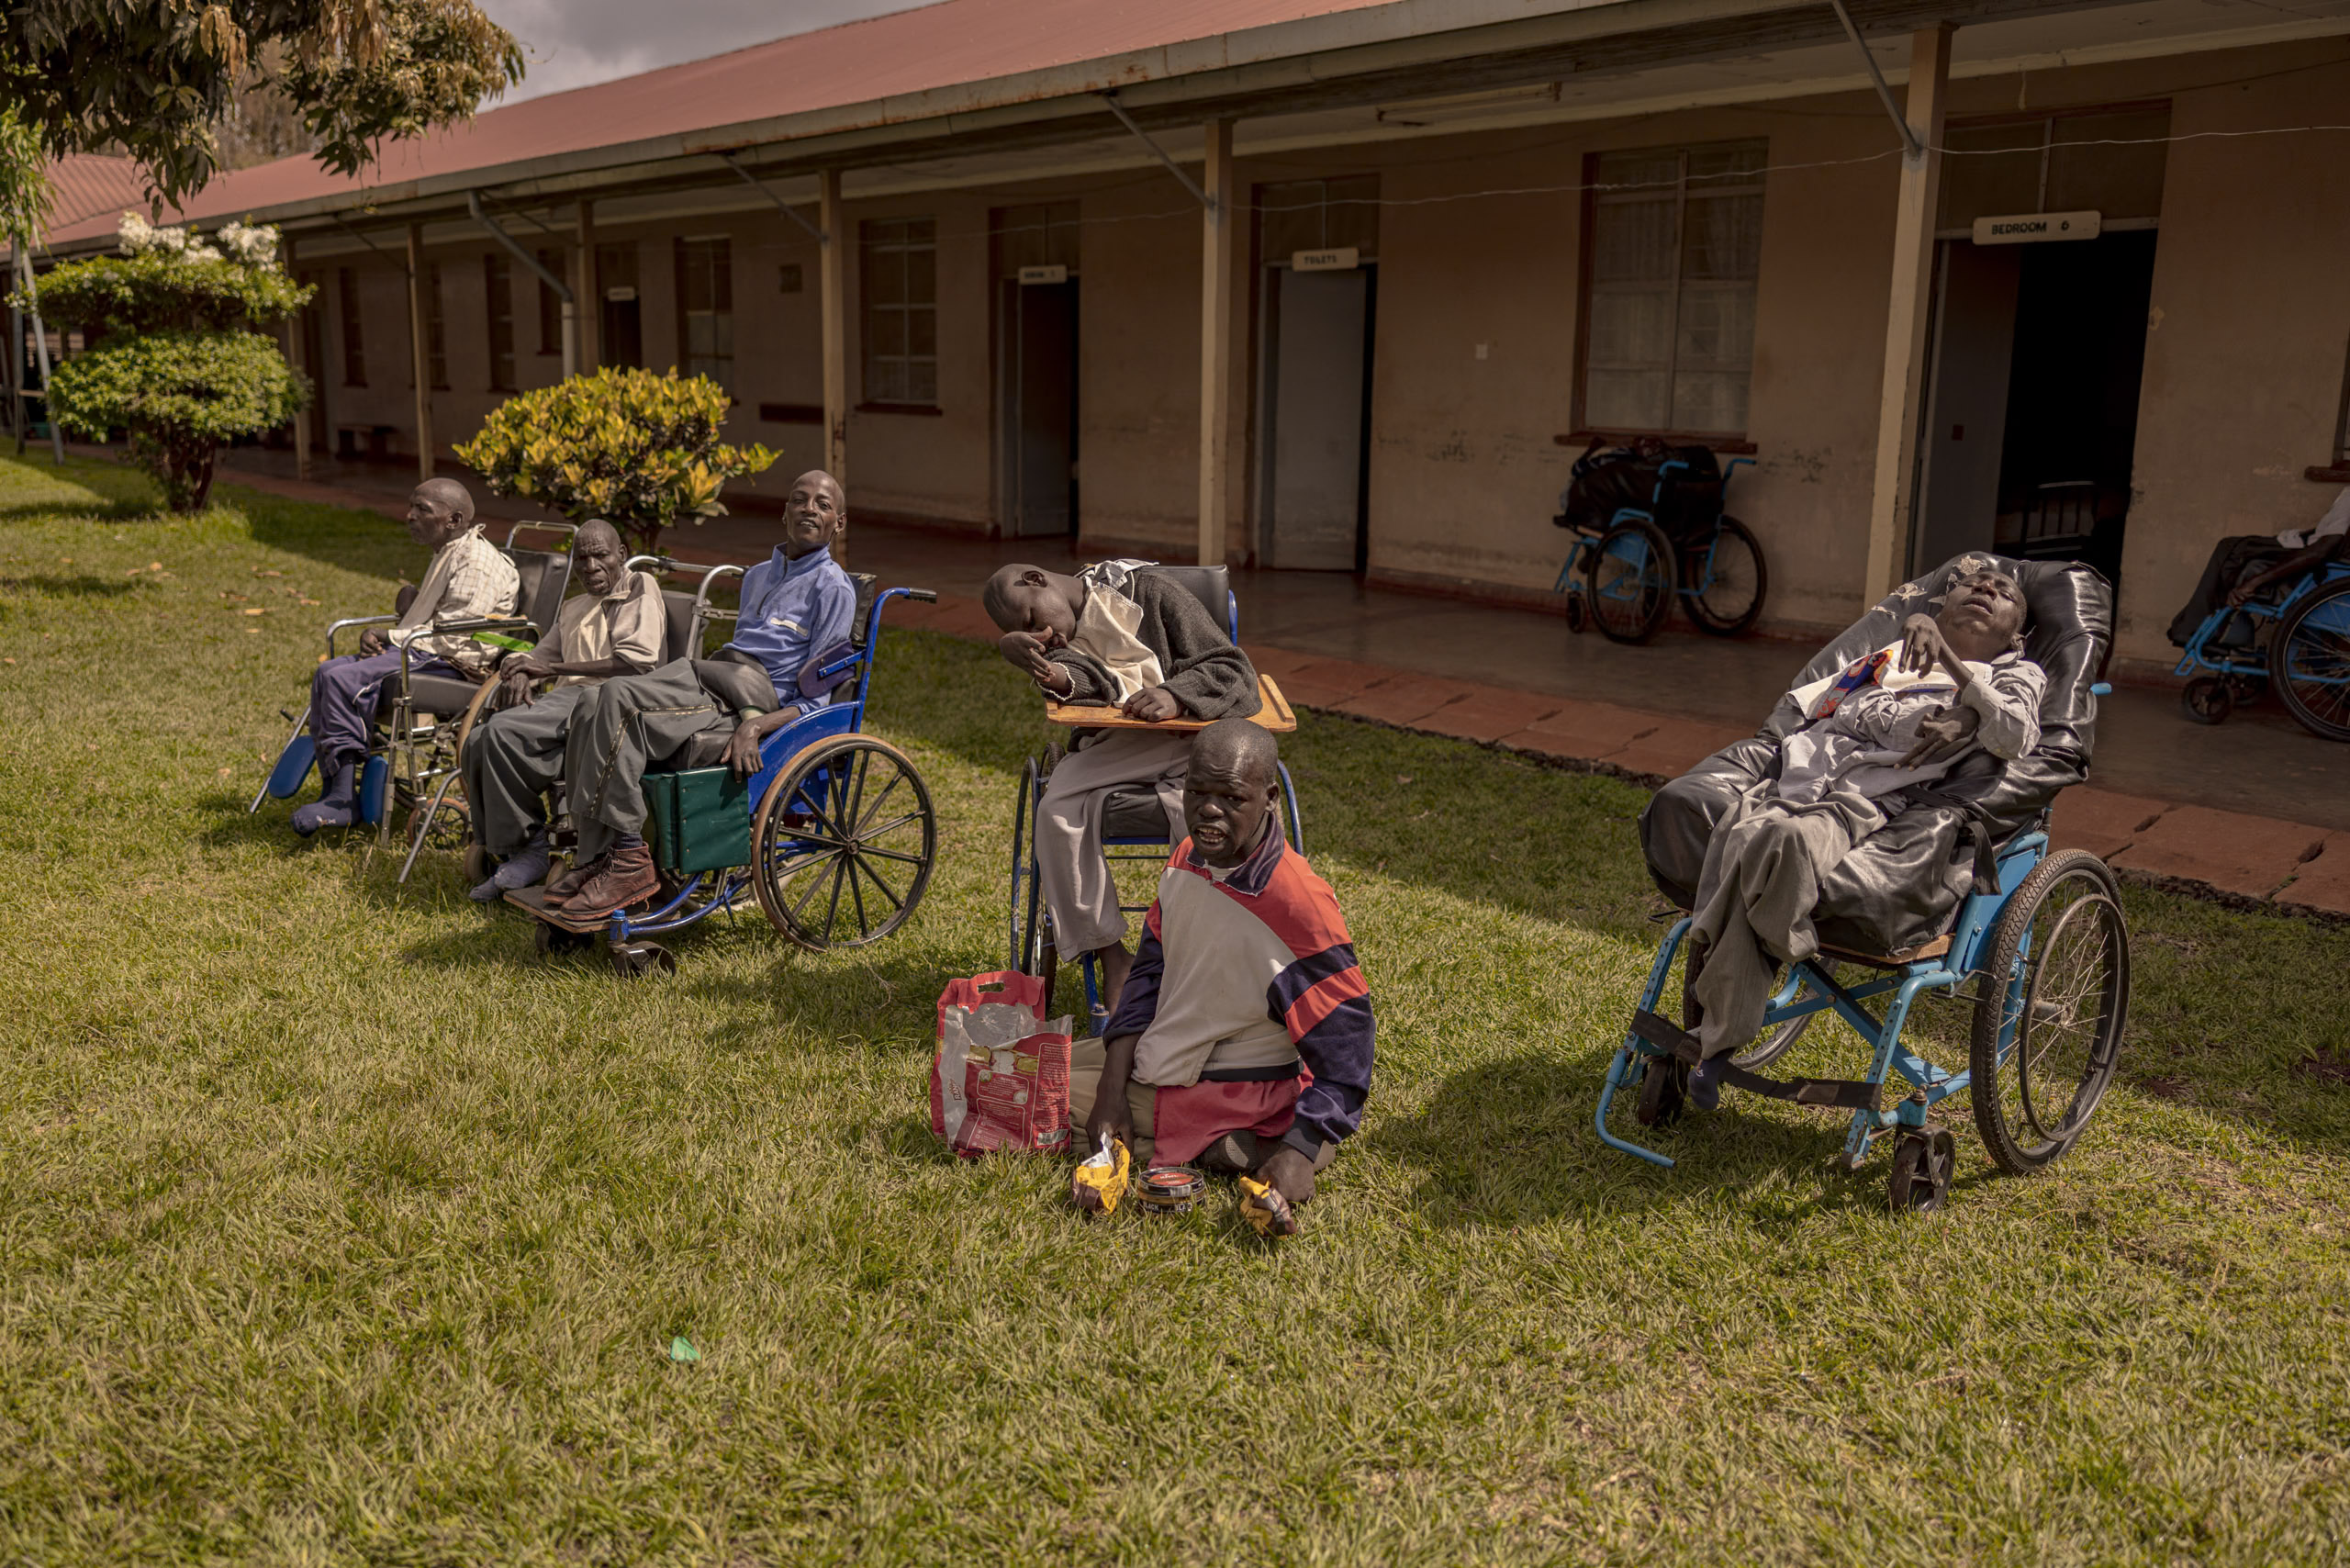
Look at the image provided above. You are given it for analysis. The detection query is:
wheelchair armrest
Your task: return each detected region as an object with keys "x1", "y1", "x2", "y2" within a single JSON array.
[
  {"x1": 324, "y1": 614, "x2": 398, "y2": 657},
  {"x1": 431, "y1": 615, "x2": 540, "y2": 637}
]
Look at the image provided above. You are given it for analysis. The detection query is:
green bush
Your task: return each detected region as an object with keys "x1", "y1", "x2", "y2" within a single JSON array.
[
  {"x1": 456, "y1": 367, "x2": 779, "y2": 556},
  {"x1": 47, "y1": 330, "x2": 306, "y2": 511},
  {"x1": 19, "y1": 216, "x2": 310, "y2": 512}
]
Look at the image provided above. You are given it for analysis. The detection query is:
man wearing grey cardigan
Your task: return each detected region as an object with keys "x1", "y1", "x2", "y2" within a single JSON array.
[{"x1": 986, "y1": 560, "x2": 1261, "y2": 1014}]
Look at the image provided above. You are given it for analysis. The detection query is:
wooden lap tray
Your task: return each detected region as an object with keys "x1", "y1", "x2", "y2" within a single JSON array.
[{"x1": 1043, "y1": 673, "x2": 1296, "y2": 733}]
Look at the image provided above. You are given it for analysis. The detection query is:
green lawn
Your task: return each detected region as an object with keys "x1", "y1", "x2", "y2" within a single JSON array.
[{"x1": 2, "y1": 450, "x2": 2346, "y2": 1566}]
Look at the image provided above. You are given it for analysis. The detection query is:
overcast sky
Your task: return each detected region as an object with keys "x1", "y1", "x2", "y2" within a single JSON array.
[{"x1": 478, "y1": 0, "x2": 938, "y2": 102}]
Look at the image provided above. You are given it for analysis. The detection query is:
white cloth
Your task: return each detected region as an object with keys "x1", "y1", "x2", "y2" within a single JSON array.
[
  {"x1": 545, "y1": 569, "x2": 663, "y2": 685},
  {"x1": 1781, "y1": 644, "x2": 2046, "y2": 804},
  {"x1": 387, "y1": 524, "x2": 520, "y2": 675},
  {"x1": 2278, "y1": 487, "x2": 2350, "y2": 549},
  {"x1": 1068, "y1": 583, "x2": 1164, "y2": 703}
]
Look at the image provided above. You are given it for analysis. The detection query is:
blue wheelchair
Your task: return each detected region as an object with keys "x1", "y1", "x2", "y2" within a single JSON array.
[
  {"x1": 2173, "y1": 557, "x2": 2350, "y2": 740},
  {"x1": 1005, "y1": 566, "x2": 1305, "y2": 1029},
  {"x1": 1553, "y1": 439, "x2": 1767, "y2": 644},
  {"x1": 507, "y1": 568, "x2": 940, "y2": 975},
  {"x1": 1596, "y1": 554, "x2": 2131, "y2": 1211}
]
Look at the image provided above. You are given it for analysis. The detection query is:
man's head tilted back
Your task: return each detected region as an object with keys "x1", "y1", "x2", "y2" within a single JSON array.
[
  {"x1": 406, "y1": 477, "x2": 475, "y2": 548},
  {"x1": 1934, "y1": 566, "x2": 2030, "y2": 662},
  {"x1": 983, "y1": 564, "x2": 1080, "y2": 641},
  {"x1": 1184, "y1": 717, "x2": 1281, "y2": 867},
  {"x1": 782, "y1": 470, "x2": 846, "y2": 560}
]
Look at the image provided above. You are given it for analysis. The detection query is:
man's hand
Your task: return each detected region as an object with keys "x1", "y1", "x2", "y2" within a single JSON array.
[
  {"x1": 723, "y1": 720, "x2": 767, "y2": 779},
  {"x1": 1085, "y1": 1036, "x2": 1138, "y2": 1152},
  {"x1": 1897, "y1": 702, "x2": 1982, "y2": 768},
  {"x1": 498, "y1": 655, "x2": 553, "y2": 709},
  {"x1": 2226, "y1": 580, "x2": 2260, "y2": 609},
  {"x1": 357, "y1": 627, "x2": 388, "y2": 656},
  {"x1": 1256, "y1": 1145, "x2": 1317, "y2": 1207},
  {"x1": 998, "y1": 631, "x2": 1072, "y2": 694},
  {"x1": 1897, "y1": 612, "x2": 1952, "y2": 678},
  {"x1": 1120, "y1": 686, "x2": 1181, "y2": 722}
]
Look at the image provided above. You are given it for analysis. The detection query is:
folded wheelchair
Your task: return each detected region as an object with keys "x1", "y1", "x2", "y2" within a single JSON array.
[
  {"x1": 506, "y1": 566, "x2": 940, "y2": 975},
  {"x1": 249, "y1": 521, "x2": 575, "y2": 865},
  {"x1": 2172, "y1": 556, "x2": 2350, "y2": 740},
  {"x1": 1595, "y1": 554, "x2": 2131, "y2": 1212},
  {"x1": 1004, "y1": 566, "x2": 1305, "y2": 1027}
]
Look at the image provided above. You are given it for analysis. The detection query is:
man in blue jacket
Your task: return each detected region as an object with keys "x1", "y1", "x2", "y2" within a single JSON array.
[{"x1": 549, "y1": 470, "x2": 856, "y2": 913}]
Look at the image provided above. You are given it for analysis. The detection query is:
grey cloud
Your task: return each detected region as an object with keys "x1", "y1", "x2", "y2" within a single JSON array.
[{"x1": 478, "y1": 0, "x2": 937, "y2": 102}]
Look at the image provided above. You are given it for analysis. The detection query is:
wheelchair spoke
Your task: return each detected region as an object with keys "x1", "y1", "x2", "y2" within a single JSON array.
[
  {"x1": 851, "y1": 769, "x2": 907, "y2": 838},
  {"x1": 820, "y1": 849, "x2": 850, "y2": 938},
  {"x1": 851, "y1": 852, "x2": 907, "y2": 913},
  {"x1": 786, "y1": 849, "x2": 846, "y2": 923}
]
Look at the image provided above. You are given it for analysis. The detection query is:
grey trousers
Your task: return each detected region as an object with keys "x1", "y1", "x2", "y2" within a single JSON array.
[
  {"x1": 1687, "y1": 783, "x2": 1886, "y2": 1058},
  {"x1": 1037, "y1": 729, "x2": 1192, "y2": 954},
  {"x1": 462, "y1": 684, "x2": 590, "y2": 856},
  {"x1": 564, "y1": 660, "x2": 744, "y2": 860}
]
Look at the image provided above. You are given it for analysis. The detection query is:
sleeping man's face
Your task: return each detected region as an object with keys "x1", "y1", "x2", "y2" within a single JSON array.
[{"x1": 1938, "y1": 569, "x2": 2027, "y2": 655}]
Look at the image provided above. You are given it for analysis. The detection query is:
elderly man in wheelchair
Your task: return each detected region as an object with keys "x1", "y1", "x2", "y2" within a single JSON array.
[{"x1": 1600, "y1": 553, "x2": 2131, "y2": 1212}]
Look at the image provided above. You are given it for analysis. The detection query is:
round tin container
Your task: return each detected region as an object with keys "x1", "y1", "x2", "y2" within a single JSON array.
[{"x1": 1136, "y1": 1165, "x2": 1207, "y2": 1215}]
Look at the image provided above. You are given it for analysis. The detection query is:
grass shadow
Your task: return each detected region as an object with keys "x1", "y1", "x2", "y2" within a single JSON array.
[{"x1": 0, "y1": 572, "x2": 147, "y2": 597}]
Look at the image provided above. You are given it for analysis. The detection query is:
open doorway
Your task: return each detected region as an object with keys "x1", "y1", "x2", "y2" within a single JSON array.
[
  {"x1": 993, "y1": 202, "x2": 1080, "y2": 539},
  {"x1": 597, "y1": 243, "x2": 642, "y2": 369},
  {"x1": 1914, "y1": 105, "x2": 2168, "y2": 590},
  {"x1": 1252, "y1": 174, "x2": 1380, "y2": 571}
]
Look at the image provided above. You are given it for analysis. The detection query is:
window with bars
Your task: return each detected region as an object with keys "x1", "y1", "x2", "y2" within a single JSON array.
[
  {"x1": 1577, "y1": 140, "x2": 1765, "y2": 439},
  {"x1": 535, "y1": 246, "x2": 564, "y2": 355},
  {"x1": 860, "y1": 217, "x2": 937, "y2": 407},
  {"x1": 423, "y1": 262, "x2": 448, "y2": 389},
  {"x1": 484, "y1": 252, "x2": 517, "y2": 391},
  {"x1": 337, "y1": 266, "x2": 365, "y2": 386},
  {"x1": 674, "y1": 237, "x2": 734, "y2": 392}
]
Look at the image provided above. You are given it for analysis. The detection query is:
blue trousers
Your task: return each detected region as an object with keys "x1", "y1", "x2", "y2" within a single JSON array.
[{"x1": 308, "y1": 647, "x2": 455, "y2": 767}]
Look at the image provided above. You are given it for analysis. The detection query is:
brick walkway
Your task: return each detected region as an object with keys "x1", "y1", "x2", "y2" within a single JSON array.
[{"x1": 197, "y1": 450, "x2": 2350, "y2": 921}]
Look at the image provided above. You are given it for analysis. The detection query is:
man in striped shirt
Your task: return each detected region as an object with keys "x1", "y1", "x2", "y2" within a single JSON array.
[
  {"x1": 1071, "y1": 719, "x2": 1375, "y2": 1235},
  {"x1": 293, "y1": 479, "x2": 517, "y2": 834}
]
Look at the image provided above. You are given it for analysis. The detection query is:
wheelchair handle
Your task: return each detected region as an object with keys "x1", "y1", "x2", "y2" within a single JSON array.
[
  {"x1": 504, "y1": 520, "x2": 578, "y2": 551},
  {"x1": 904, "y1": 588, "x2": 938, "y2": 603},
  {"x1": 324, "y1": 613, "x2": 398, "y2": 657}
]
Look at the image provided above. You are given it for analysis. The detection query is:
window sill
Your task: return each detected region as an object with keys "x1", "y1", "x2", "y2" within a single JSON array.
[
  {"x1": 1556, "y1": 431, "x2": 1757, "y2": 454},
  {"x1": 856, "y1": 401, "x2": 943, "y2": 417},
  {"x1": 2306, "y1": 464, "x2": 2350, "y2": 484},
  {"x1": 759, "y1": 401, "x2": 823, "y2": 425}
]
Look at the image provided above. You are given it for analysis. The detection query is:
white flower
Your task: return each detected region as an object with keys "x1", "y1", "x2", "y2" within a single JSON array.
[{"x1": 116, "y1": 212, "x2": 154, "y2": 253}]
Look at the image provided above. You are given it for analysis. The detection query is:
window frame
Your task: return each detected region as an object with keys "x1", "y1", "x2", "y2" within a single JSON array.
[
  {"x1": 484, "y1": 252, "x2": 518, "y2": 392},
  {"x1": 672, "y1": 235, "x2": 735, "y2": 394},
  {"x1": 1570, "y1": 140, "x2": 1766, "y2": 447},
  {"x1": 423, "y1": 261, "x2": 448, "y2": 390},
  {"x1": 859, "y1": 216, "x2": 940, "y2": 412},
  {"x1": 336, "y1": 265, "x2": 365, "y2": 387},
  {"x1": 534, "y1": 246, "x2": 565, "y2": 356}
]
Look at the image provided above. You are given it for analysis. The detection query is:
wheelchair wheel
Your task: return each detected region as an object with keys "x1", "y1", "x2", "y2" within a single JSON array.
[
  {"x1": 533, "y1": 920, "x2": 592, "y2": 957},
  {"x1": 1887, "y1": 1128, "x2": 1955, "y2": 1213},
  {"x1": 1007, "y1": 756, "x2": 1060, "y2": 1002},
  {"x1": 1682, "y1": 516, "x2": 1767, "y2": 638},
  {"x1": 610, "y1": 940, "x2": 676, "y2": 977},
  {"x1": 1585, "y1": 520, "x2": 1675, "y2": 644},
  {"x1": 1562, "y1": 590, "x2": 1589, "y2": 635},
  {"x1": 2179, "y1": 676, "x2": 2232, "y2": 725},
  {"x1": 2268, "y1": 579, "x2": 2350, "y2": 741},
  {"x1": 752, "y1": 734, "x2": 937, "y2": 951},
  {"x1": 1968, "y1": 850, "x2": 2129, "y2": 1177}
]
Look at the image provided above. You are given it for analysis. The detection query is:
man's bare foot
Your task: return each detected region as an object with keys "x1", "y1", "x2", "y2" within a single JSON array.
[{"x1": 1093, "y1": 942, "x2": 1133, "y2": 1017}]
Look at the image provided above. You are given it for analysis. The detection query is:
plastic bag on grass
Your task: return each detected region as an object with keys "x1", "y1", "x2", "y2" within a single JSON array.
[{"x1": 930, "y1": 971, "x2": 1074, "y2": 1159}]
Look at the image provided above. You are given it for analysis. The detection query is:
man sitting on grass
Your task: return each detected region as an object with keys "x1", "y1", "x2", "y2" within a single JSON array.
[
  {"x1": 984, "y1": 559, "x2": 1259, "y2": 1014},
  {"x1": 545, "y1": 470, "x2": 855, "y2": 916},
  {"x1": 292, "y1": 477, "x2": 517, "y2": 834},
  {"x1": 1069, "y1": 719, "x2": 1373, "y2": 1238},
  {"x1": 461, "y1": 519, "x2": 662, "y2": 901},
  {"x1": 1680, "y1": 566, "x2": 2043, "y2": 1108}
]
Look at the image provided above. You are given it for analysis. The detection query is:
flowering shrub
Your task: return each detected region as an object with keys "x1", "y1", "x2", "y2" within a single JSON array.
[
  {"x1": 456, "y1": 368, "x2": 779, "y2": 555},
  {"x1": 16, "y1": 213, "x2": 311, "y2": 510}
]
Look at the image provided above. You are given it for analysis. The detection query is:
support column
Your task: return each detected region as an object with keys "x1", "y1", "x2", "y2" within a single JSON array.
[
  {"x1": 1197, "y1": 118, "x2": 1236, "y2": 568},
  {"x1": 819, "y1": 168, "x2": 848, "y2": 492},
  {"x1": 575, "y1": 198, "x2": 598, "y2": 374},
  {"x1": 405, "y1": 221, "x2": 435, "y2": 482},
  {"x1": 282, "y1": 235, "x2": 311, "y2": 482},
  {"x1": 1863, "y1": 24, "x2": 1953, "y2": 601}
]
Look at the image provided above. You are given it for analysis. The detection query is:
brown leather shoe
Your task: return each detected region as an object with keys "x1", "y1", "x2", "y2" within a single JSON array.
[
  {"x1": 565, "y1": 842, "x2": 658, "y2": 914},
  {"x1": 545, "y1": 851, "x2": 608, "y2": 905}
]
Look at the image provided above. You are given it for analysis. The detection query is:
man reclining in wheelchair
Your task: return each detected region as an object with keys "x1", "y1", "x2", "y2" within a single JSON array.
[
  {"x1": 1606, "y1": 552, "x2": 2130, "y2": 1211},
  {"x1": 985, "y1": 558, "x2": 1260, "y2": 1013}
]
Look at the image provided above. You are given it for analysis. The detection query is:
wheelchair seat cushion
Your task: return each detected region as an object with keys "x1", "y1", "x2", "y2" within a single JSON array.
[
  {"x1": 1102, "y1": 782, "x2": 1175, "y2": 842},
  {"x1": 384, "y1": 671, "x2": 486, "y2": 720},
  {"x1": 1641, "y1": 553, "x2": 2112, "y2": 957}
]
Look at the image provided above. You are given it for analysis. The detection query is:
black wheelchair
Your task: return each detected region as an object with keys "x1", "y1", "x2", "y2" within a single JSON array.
[
  {"x1": 1553, "y1": 439, "x2": 1766, "y2": 644},
  {"x1": 1597, "y1": 554, "x2": 2131, "y2": 1212},
  {"x1": 2172, "y1": 557, "x2": 2350, "y2": 739},
  {"x1": 1003, "y1": 566, "x2": 1305, "y2": 1028},
  {"x1": 250, "y1": 521, "x2": 574, "y2": 870}
]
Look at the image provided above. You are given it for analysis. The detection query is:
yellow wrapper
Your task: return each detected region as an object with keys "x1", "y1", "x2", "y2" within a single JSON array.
[
  {"x1": 1071, "y1": 1134, "x2": 1130, "y2": 1218},
  {"x1": 1237, "y1": 1175, "x2": 1298, "y2": 1238}
]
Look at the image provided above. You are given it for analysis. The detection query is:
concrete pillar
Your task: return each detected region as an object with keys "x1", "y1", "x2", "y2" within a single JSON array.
[
  {"x1": 820, "y1": 168, "x2": 848, "y2": 496},
  {"x1": 1197, "y1": 118, "x2": 1237, "y2": 568},
  {"x1": 1863, "y1": 24, "x2": 1953, "y2": 601},
  {"x1": 282, "y1": 234, "x2": 311, "y2": 482},
  {"x1": 405, "y1": 221, "x2": 435, "y2": 482},
  {"x1": 575, "y1": 198, "x2": 599, "y2": 373}
]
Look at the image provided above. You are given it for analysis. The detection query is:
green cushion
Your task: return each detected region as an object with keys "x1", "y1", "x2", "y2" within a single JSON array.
[{"x1": 643, "y1": 766, "x2": 752, "y2": 875}]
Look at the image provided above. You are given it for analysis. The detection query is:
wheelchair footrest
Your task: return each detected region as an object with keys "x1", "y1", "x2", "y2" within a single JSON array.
[{"x1": 1629, "y1": 1010, "x2": 1880, "y2": 1113}]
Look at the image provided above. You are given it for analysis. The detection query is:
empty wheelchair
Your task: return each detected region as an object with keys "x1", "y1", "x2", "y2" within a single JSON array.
[
  {"x1": 1553, "y1": 438, "x2": 1766, "y2": 643},
  {"x1": 509, "y1": 570, "x2": 941, "y2": 975},
  {"x1": 1005, "y1": 565, "x2": 1305, "y2": 1027},
  {"x1": 250, "y1": 521, "x2": 573, "y2": 866},
  {"x1": 1595, "y1": 554, "x2": 2131, "y2": 1212},
  {"x1": 2172, "y1": 556, "x2": 2350, "y2": 739}
]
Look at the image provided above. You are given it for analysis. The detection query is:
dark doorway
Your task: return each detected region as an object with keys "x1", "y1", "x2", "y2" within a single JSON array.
[
  {"x1": 597, "y1": 243, "x2": 643, "y2": 369},
  {"x1": 1257, "y1": 263, "x2": 1376, "y2": 571},
  {"x1": 1002, "y1": 275, "x2": 1079, "y2": 538},
  {"x1": 298, "y1": 273, "x2": 330, "y2": 449}
]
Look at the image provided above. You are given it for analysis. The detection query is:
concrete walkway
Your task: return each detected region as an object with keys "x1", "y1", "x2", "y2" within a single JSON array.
[{"x1": 208, "y1": 447, "x2": 2350, "y2": 918}]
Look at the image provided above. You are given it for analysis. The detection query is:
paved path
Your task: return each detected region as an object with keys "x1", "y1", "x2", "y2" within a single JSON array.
[{"x1": 208, "y1": 449, "x2": 2350, "y2": 919}]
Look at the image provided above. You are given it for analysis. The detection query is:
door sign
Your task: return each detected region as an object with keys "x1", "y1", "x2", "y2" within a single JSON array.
[
  {"x1": 1972, "y1": 211, "x2": 2102, "y2": 246},
  {"x1": 1292, "y1": 247, "x2": 1360, "y2": 273}
]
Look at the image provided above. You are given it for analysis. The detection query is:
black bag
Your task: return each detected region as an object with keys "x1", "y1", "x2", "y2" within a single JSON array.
[{"x1": 1556, "y1": 436, "x2": 1722, "y2": 543}]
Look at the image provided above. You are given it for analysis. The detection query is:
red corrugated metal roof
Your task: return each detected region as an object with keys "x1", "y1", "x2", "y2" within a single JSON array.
[
  {"x1": 43, "y1": 0, "x2": 1403, "y2": 246},
  {"x1": 41, "y1": 153, "x2": 148, "y2": 240}
]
